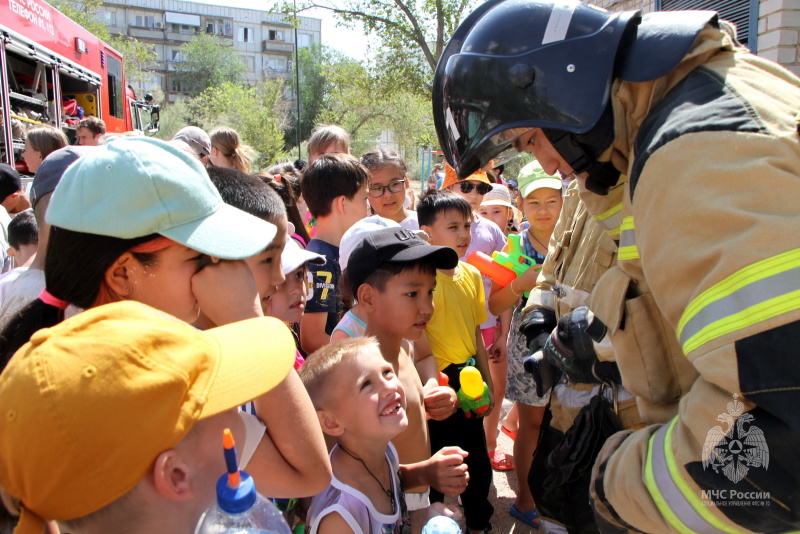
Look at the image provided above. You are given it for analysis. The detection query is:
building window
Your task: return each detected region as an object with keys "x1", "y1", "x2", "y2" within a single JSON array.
[
  {"x1": 171, "y1": 77, "x2": 184, "y2": 93},
  {"x1": 656, "y1": 0, "x2": 757, "y2": 51},
  {"x1": 268, "y1": 29, "x2": 284, "y2": 41},
  {"x1": 134, "y1": 15, "x2": 154, "y2": 28},
  {"x1": 225, "y1": 21, "x2": 233, "y2": 36},
  {"x1": 97, "y1": 10, "x2": 116, "y2": 26},
  {"x1": 298, "y1": 33, "x2": 311, "y2": 48},
  {"x1": 239, "y1": 27, "x2": 254, "y2": 43},
  {"x1": 171, "y1": 49, "x2": 182, "y2": 62},
  {"x1": 206, "y1": 22, "x2": 215, "y2": 34}
]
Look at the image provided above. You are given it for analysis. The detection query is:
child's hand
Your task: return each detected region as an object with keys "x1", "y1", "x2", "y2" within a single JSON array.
[
  {"x1": 423, "y1": 386, "x2": 457, "y2": 421},
  {"x1": 488, "y1": 337, "x2": 507, "y2": 363},
  {"x1": 192, "y1": 258, "x2": 263, "y2": 325},
  {"x1": 427, "y1": 446, "x2": 469, "y2": 495},
  {"x1": 515, "y1": 263, "x2": 543, "y2": 295}
]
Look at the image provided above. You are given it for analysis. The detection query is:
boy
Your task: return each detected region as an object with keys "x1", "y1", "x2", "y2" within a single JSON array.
[
  {"x1": 0, "y1": 300, "x2": 296, "y2": 534},
  {"x1": 76, "y1": 116, "x2": 106, "y2": 146},
  {"x1": 346, "y1": 227, "x2": 469, "y2": 517},
  {"x1": 0, "y1": 211, "x2": 38, "y2": 305},
  {"x1": 299, "y1": 153, "x2": 369, "y2": 354},
  {"x1": 206, "y1": 167, "x2": 288, "y2": 326},
  {"x1": 301, "y1": 337, "x2": 407, "y2": 533},
  {"x1": 0, "y1": 164, "x2": 30, "y2": 216},
  {"x1": 307, "y1": 125, "x2": 351, "y2": 163},
  {"x1": 417, "y1": 189, "x2": 496, "y2": 534}
]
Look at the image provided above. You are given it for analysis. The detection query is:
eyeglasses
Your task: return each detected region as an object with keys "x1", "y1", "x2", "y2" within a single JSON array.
[
  {"x1": 368, "y1": 180, "x2": 406, "y2": 198},
  {"x1": 459, "y1": 181, "x2": 493, "y2": 195}
]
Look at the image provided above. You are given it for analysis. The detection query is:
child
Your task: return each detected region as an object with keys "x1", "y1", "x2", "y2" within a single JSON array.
[
  {"x1": 206, "y1": 166, "x2": 289, "y2": 324},
  {"x1": 0, "y1": 301, "x2": 296, "y2": 534},
  {"x1": 261, "y1": 162, "x2": 311, "y2": 246},
  {"x1": 209, "y1": 126, "x2": 254, "y2": 173},
  {"x1": 0, "y1": 212, "x2": 38, "y2": 305},
  {"x1": 332, "y1": 216, "x2": 401, "y2": 341},
  {"x1": 307, "y1": 124, "x2": 351, "y2": 163},
  {"x1": 441, "y1": 167, "x2": 510, "y2": 472},
  {"x1": 346, "y1": 227, "x2": 469, "y2": 519},
  {"x1": 361, "y1": 149, "x2": 419, "y2": 230},
  {"x1": 477, "y1": 184, "x2": 520, "y2": 237},
  {"x1": 299, "y1": 153, "x2": 369, "y2": 354},
  {"x1": 0, "y1": 164, "x2": 29, "y2": 217},
  {"x1": 417, "y1": 190, "x2": 496, "y2": 534},
  {"x1": 301, "y1": 337, "x2": 407, "y2": 534},
  {"x1": 487, "y1": 160, "x2": 564, "y2": 528}
]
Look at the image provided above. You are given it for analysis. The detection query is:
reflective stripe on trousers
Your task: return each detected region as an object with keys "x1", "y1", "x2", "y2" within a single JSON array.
[{"x1": 645, "y1": 418, "x2": 745, "y2": 534}]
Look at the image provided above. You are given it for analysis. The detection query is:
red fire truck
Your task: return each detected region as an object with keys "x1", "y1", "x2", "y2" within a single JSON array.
[{"x1": 0, "y1": 0, "x2": 158, "y2": 171}]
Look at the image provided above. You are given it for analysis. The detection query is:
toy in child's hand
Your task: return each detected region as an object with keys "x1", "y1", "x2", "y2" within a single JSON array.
[
  {"x1": 456, "y1": 366, "x2": 490, "y2": 418},
  {"x1": 438, "y1": 371, "x2": 449, "y2": 387},
  {"x1": 465, "y1": 234, "x2": 540, "y2": 296}
]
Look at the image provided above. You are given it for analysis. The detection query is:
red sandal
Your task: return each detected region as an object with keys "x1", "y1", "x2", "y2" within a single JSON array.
[
  {"x1": 488, "y1": 449, "x2": 515, "y2": 471},
  {"x1": 500, "y1": 424, "x2": 518, "y2": 441}
]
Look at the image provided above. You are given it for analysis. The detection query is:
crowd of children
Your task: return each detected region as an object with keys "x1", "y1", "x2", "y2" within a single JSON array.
[{"x1": 0, "y1": 122, "x2": 565, "y2": 534}]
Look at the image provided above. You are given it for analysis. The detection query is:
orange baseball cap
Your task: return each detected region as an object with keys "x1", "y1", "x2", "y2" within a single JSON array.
[
  {"x1": 440, "y1": 164, "x2": 491, "y2": 191},
  {"x1": 0, "y1": 301, "x2": 295, "y2": 532}
]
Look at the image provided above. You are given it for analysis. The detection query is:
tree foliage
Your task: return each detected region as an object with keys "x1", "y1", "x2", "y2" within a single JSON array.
[
  {"x1": 51, "y1": 0, "x2": 157, "y2": 88},
  {"x1": 284, "y1": 43, "x2": 327, "y2": 148},
  {"x1": 306, "y1": 47, "x2": 436, "y2": 165},
  {"x1": 157, "y1": 81, "x2": 289, "y2": 168},
  {"x1": 174, "y1": 34, "x2": 246, "y2": 97},
  {"x1": 284, "y1": 0, "x2": 480, "y2": 95}
]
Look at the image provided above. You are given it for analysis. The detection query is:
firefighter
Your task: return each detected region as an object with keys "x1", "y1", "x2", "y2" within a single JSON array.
[{"x1": 432, "y1": 0, "x2": 800, "y2": 532}]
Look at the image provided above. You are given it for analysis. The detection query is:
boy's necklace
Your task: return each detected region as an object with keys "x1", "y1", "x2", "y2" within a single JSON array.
[
  {"x1": 337, "y1": 444, "x2": 396, "y2": 514},
  {"x1": 527, "y1": 227, "x2": 548, "y2": 252}
]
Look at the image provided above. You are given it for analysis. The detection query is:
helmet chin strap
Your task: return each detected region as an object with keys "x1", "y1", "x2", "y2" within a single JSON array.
[{"x1": 542, "y1": 104, "x2": 621, "y2": 195}]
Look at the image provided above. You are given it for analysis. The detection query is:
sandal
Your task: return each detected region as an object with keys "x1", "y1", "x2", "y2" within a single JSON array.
[
  {"x1": 500, "y1": 424, "x2": 518, "y2": 441},
  {"x1": 510, "y1": 504, "x2": 541, "y2": 528},
  {"x1": 488, "y1": 449, "x2": 514, "y2": 471}
]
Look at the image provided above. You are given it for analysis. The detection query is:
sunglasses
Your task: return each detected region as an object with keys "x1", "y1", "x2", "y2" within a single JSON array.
[{"x1": 459, "y1": 181, "x2": 493, "y2": 195}]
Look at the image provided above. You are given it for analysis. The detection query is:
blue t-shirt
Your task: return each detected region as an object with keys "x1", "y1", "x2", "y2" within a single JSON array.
[{"x1": 305, "y1": 238, "x2": 342, "y2": 336}]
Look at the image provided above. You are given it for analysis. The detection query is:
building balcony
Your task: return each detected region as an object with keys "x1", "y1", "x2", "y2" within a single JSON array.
[
  {"x1": 263, "y1": 69, "x2": 293, "y2": 80},
  {"x1": 127, "y1": 26, "x2": 165, "y2": 40},
  {"x1": 262, "y1": 40, "x2": 294, "y2": 54},
  {"x1": 165, "y1": 31, "x2": 197, "y2": 42}
]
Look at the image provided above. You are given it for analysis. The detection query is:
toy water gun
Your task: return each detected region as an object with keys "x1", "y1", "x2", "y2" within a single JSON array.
[
  {"x1": 466, "y1": 234, "x2": 539, "y2": 296},
  {"x1": 438, "y1": 371, "x2": 449, "y2": 387},
  {"x1": 456, "y1": 366, "x2": 490, "y2": 418}
]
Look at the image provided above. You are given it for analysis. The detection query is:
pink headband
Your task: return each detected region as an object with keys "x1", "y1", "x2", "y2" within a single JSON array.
[{"x1": 39, "y1": 289, "x2": 69, "y2": 310}]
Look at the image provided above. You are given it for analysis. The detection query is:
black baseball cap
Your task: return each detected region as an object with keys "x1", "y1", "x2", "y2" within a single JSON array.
[
  {"x1": 348, "y1": 227, "x2": 459, "y2": 295},
  {"x1": 0, "y1": 164, "x2": 22, "y2": 202}
]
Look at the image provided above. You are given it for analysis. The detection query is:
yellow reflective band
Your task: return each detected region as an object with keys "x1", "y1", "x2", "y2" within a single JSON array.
[
  {"x1": 618, "y1": 217, "x2": 638, "y2": 260},
  {"x1": 678, "y1": 249, "x2": 800, "y2": 355},
  {"x1": 645, "y1": 419, "x2": 745, "y2": 534},
  {"x1": 618, "y1": 246, "x2": 640, "y2": 260},
  {"x1": 592, "y1": 203, "x2": 623, "y2": 237}
]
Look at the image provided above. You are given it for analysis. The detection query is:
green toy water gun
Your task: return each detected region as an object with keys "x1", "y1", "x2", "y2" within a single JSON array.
[{"x1": 466, "y1": 234, "x2": 538, "y2": 297}]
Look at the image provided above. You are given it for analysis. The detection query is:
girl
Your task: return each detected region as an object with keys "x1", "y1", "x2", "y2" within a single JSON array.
[
  {"x1": 258, "y1": 162, "x2": 311, "y2": 246},
  {"x1": 22, "y1": 126, "x2": 68, "y2": 174},
  {"x1": 361, "y1": 149, "x2": 419, "y2": 230},
  {"x1": 209, "y1": 126, "x2": 254, "y2": 173},
  {"x1": 0, "y1": 137, "x2": 330, "y2": 504},
  {"x1": 478, "y1": 184, "x2": 521, "y2": 236},
  {"x1": 488, "y1": 160, "x2": 563, "y2": 529}
]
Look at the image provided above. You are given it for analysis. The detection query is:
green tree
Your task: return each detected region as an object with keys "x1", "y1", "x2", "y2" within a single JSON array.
[
  {"x1": 50, "y1": 0, "x2": 157, "y2": 87},
  {"x1": 174, "y1": 34, "x2": 246, "y2": 97},
  {"x1": 189, "y1": 81, "x2": 290, "y2": 167},
  {"x1": 285, "y1": 0, "x2": 480, "y2": 95},
  {"x1": 284, "y1": 43, "x2": 327, "y2": 149}
]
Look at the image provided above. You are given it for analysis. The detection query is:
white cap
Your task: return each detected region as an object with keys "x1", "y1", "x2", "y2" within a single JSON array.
[{"x1": 339, "y1": 216, "x2": 400, "y2": 271}]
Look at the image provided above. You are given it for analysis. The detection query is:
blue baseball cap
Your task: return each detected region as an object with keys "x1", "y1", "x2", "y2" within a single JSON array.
[{"x1": 47, "y1": 137, "x2": 277, "y2": 260}]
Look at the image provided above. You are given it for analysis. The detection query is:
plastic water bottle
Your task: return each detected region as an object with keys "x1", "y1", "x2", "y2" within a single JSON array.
[
  {"x1": 422, "y1": 516, "x2": 462, "y2": 534},
  {"x1": 196, "y1": 429, "x2": 292, "y2": 534}
]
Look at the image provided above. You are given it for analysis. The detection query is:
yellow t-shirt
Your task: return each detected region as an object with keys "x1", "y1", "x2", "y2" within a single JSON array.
[{"x1": 426, "y1": 262, "x2": 488, "y2": 371}]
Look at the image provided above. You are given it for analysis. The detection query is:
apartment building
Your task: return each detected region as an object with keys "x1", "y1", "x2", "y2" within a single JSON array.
[
  {"x1": 82, "y1": 0, "x2": 321, "y2": 102},
  {"x1": 592, "y1": 0, "x2": 799, "y2": 78}
]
